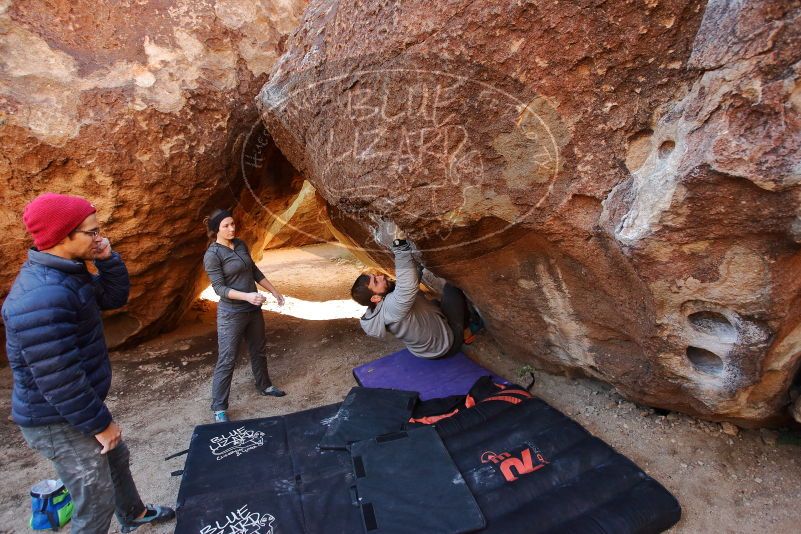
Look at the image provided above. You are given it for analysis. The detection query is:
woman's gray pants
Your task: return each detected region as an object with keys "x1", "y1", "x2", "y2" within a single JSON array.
[
  {"x1": 211, "y1": 308, "x2": 272, "y2": 411},
  {"x1": 20, "y1": 424, "x2": 145, "y2": 534}
]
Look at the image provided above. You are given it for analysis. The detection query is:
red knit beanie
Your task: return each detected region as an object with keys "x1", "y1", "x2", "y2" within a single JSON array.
[{"x1": 23, "y1": 193, "x2": 97, "y2": 251}]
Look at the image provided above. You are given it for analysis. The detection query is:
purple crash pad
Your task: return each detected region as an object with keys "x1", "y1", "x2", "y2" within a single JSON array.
[{"x1": 353, "y1": 348, "x2": 508, "y2": 400}]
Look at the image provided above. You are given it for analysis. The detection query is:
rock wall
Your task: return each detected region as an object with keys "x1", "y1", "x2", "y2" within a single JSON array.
[
  {"x1": 0, "y1": 0, "x2": 307, "y2": 345},
  {"x1": 258, "y1": 0, "x2": 801, "y2": 423}
]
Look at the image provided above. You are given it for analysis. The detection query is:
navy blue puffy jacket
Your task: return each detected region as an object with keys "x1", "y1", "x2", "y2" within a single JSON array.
[{"x1": 2, "y1": 249, "x2": 130, "y2": 435}]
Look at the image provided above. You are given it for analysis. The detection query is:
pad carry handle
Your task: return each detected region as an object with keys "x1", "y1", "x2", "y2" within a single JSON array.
[{"x1": 349, "y1": 485, "x2": 360, "y2": 507}]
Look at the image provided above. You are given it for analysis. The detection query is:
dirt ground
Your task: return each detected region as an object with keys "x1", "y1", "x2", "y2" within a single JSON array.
[{"x1": 1, "y1": 243, "x2": 799, "y2": 533}]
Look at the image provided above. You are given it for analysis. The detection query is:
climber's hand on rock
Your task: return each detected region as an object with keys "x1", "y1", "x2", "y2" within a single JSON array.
[{"x1": 371, "y1": 219, "x2": 399, "y2": 249}]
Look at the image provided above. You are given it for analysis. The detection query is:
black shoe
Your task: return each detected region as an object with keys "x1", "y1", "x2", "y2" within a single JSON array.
[
  {"x1": 121, "y1": 504, "x2": 176, "y2": 533},
  {"x1": 260, "y1": 386, "x2": 286, "y2": 397}
]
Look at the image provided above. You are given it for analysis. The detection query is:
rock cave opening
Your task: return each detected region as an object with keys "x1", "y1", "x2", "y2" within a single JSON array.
[
  {"x1": 198, "y1": 125, "x2": 370, "y2": 322},
  {"x1": 197, "y1": 242, "x2": 368, "y2": 322}
]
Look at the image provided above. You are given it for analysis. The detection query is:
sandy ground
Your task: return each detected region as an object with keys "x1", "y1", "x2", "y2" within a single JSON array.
[{"x1": 1, "y1": 243, "x2": 799, "y2": 534}]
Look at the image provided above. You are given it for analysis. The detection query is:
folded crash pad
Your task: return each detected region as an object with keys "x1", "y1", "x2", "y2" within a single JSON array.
[
  {"x1": 319, "y1": 387, "x2": 418, "y2": 450},
  {"x1": 350, "y1": 426, "x2": 485, "y2": 534},
  {"x1": 353, "y1": 348, "x2": 508, "y2": 400}
]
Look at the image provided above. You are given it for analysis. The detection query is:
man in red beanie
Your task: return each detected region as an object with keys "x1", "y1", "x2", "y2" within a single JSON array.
[{"x1": 3, "y1": 193, "x2": 174, "y2": 533}]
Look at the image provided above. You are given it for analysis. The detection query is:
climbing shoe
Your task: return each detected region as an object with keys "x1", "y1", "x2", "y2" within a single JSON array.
[
  {"x1": 120, "y1": 504, "x2": 175, "y2": 533},
  {"x1": 463, "y1": 328, "x2": 476, "y2": 345},
  {"x1": 468, "y1": 312, "x2": 485, "y2": 334},
  {"x1": 260, "y1": 386, "x2": 286, "y2": 397},
  {"x1": 213, "y1": 410, "x2": 228, "y2": 423}
]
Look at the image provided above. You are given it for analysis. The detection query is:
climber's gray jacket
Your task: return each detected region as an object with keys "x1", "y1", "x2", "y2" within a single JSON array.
[{"x1": 359, "y1": 243, "x2": 453, "y2": 359}]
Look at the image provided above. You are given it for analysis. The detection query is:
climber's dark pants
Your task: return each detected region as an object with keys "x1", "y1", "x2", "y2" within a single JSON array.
[{"x1": 440, "y1": 283, "x2": 469, "y2": 358}]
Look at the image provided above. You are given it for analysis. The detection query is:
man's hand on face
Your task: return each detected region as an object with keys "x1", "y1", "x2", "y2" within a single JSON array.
[
  {"x1": 95, "y1": 237, "x2": 113, "y2": 260},
  {"x1": 95, "y1": 420, "x2": 122, "y2": 454}
]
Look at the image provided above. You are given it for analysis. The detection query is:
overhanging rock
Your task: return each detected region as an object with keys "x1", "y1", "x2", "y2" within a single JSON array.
[{"x1": 257, "y1": 0, "x2": 801, "y2": 423}]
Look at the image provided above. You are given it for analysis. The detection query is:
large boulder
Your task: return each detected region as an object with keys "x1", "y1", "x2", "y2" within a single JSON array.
[
  {"x1": 0, "y1": 0, "x2": 307, "y2": 345},
  {"x1": 258, "y1": 0, "x2": 801, "y2": 424}
]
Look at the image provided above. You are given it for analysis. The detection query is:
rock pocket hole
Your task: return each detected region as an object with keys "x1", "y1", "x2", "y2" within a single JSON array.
[
  {"x1": 625, "y1": 128, "x2": 653, "y2": 172},
  {"x1": 687, "y1": 310, "x2": 736, "y2": 340},
  {"x1": 686, "y1": 346, "x2": 724, "y2": 375},
  {"x1": 658, "y1": 140, "x2": 675, "y2": 158}
]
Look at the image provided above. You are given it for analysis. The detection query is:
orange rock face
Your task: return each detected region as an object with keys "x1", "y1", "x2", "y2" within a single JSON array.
[
  {"x1": 259, "y1": 0, "x2": 801, "y2": 423},
  {"x1": 0, "y1": 0, "x2": 308, "y2": 345}
]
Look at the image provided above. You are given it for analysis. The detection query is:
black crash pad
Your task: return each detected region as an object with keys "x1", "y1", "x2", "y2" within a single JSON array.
[
  {"x1": 350, "y1": 426, "x2": 486, "y2": 534},
  {"x1": 319, "y1": 387, "x2": 418, "y2": 450},
  {"x1": 437, "y1": 397, "x2": 682, "y2": 534},
  {"x1": 176, "y1": 386, "x2": 681, "y2": 534},
  {"x1": 175, "y1": 403, "x2": 362, "y2": 534}
]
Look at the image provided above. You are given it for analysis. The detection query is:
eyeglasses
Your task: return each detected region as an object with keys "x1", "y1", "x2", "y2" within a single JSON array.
[{"x1": 72, "y1": 228, "x2": 102, "y2": 239}]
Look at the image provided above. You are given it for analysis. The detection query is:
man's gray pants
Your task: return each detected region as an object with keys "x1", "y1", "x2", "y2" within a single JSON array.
[
  {"x1": 211, "y1": 308, "x2": 272, "y2": 411},
  {"x1": 20, "y1": 423, "x2": 145, "y2": 534}
]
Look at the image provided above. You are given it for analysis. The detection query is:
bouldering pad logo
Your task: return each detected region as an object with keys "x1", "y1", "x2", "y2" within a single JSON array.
[
  {"x1": 481, "y1": 444, "x2": 548, "y2": 483},
  {"x1": 199, "y1": 504, "x2": 275, "y2": 534},
  {"x1": 240, "y1": 54, "x2": 569, "y2": 256},
  {"x1": 209, "y1": 426, "x2": 266, "y2": 461}
]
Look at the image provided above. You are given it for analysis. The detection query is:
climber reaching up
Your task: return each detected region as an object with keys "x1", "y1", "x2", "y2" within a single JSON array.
[{"x1": 350, "y1": 221, "x2": 474, "y2": 359}]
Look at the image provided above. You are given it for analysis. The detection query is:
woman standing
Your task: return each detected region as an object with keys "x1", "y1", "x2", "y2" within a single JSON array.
[{"x1": 203, "y1": 209, "x2": 286, "y2": 423}]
